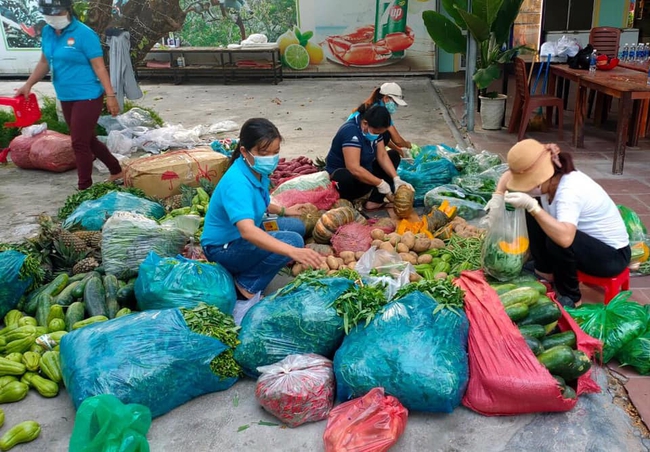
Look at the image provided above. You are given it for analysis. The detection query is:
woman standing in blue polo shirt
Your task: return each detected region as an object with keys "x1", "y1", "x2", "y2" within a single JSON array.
[
  {"x1": 15, "y1": 0, "x2": 123, "y2": 190},
  {"x1": 202, "y1": 118, "x2": 324, "y2": 300}
]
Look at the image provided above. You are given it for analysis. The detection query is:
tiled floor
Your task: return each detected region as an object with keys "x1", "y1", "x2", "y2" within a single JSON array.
[{"x1": 434, "y1": 73, "x2": 650, "y2": 429}]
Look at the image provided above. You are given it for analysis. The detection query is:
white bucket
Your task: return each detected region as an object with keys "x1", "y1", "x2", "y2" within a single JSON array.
[{"x1": 479, "y1": 94, "x2": 508, "y2": 130}]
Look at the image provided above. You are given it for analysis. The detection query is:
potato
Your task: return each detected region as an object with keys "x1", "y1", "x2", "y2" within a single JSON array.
[
  {"x1": 326, "y1": 255, "x2": 340, "y2": 270},
  {"x1": 370, "y1": 228, "x2": 386, "y2": 241},
  {"x1": 401, "y1": 232, "x2": 415, "y2": 250},
  {"x1": 409, "y1": 251, "x2": 418, "y2": 259},
  {"x1": 371, "y1": 239, "x2": 383, "y2": 248},
  {"x1": 355, "y1": 251, "x2": 365, "y2": 260},
  {"x1": 291, "y1": 263, "x2": 303, "y2": 276},
  {"x1": 429, "y1": 238, "x2": 445, "y2": 249},
  {"x1": 434, "y1": 272, "x2": 448, "y2": 280},
  {"x1": 396, "y1": 243, "x2": 409, "y2": 254},
  {"x1": 347, "y1": 261, "x2": 357, "y2": 269},
  {"x1": 339, "y1": 251, "x2": 356, "y2": 264},
  {"x1": 412, "y1": 237, "x2": 431, "y2": 253},
  {"x1": 399, "y1": 252, "x2": 417, "y2": 265},
  {"x1": 327, "y1": 270, "x2": 336, "y2": 275},
  {"x1": 336, "y1": 257, "x2": 345, "y2": 269},
  {"x1": 319, "y1": 262, "x2": 330, "y2": 272},
  {"x1": 417, "y1": 254, "x2": 433, "y2": 264},
  {"x1": 409, "y1": 272, "x2": 423, "y2": 282},
  {"x1": 387, "y1": 232, "x2": 401, "y2": 247},
  {"x1": 379, "y1": 241, "x2": 395, "y2": 253}
]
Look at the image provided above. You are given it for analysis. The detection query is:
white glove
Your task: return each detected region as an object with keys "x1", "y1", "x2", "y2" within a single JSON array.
[
  {"x1": 393, "y1": 177, "x2": 414, "y2": 192},
  {"x1": 504, "y1": 192, "x2": 542, "y2": 214},
  {"x1": 480, "y1": 193, "x2": 504, "y2": 228},
  {"x1": 376, "y1": 180, "x2": 392, "y2": 195}
]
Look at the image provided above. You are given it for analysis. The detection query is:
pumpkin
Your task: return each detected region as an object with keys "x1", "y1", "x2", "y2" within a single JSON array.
[
  {"x1": 393, "y1": 185, "x2": 415, "y2": 219},
  {"x1": 371, "y1": 217, "x2": 396, "y2": 233},
  {"x1": 312, "y1": 206, "x2": 357, "y2": 244},
  {"x1": 427, "y1": 208, "x2": 450, "y2": 232},
  {"x1": 332, "y1": 199, "x2": 367, "y2": 224},
  {"x1": 498, "y1": 236, "x2": 530, "y2": 255},
  {"x1": 299, "y1": 203, "x2": 322, "y2": 236}
]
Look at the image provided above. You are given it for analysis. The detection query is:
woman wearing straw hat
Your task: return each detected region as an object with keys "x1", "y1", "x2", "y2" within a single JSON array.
[{"x1": 484, "y1": 139, "x2": 631, "y2": 307}]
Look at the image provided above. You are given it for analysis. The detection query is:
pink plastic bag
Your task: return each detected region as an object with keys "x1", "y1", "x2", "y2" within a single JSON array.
[
  {"x1": 29, "y1": 132, "x2": 76, "y2": 172},
  {"x1": 8, "y1": 134, "x2": 38, "y2": 169},
  {"x1": 272, "y1": 183, "x2": 340, "y2": 210},
  {"x1": 457, "y1": 270, "x2": 601, "y2": 416},
  {"x1": 331, "y1": 223, "x2": 374, "y2": 255},
  {"x1": 323, "y1": 387, "x2": 408, "y2": 452},
  {"x1": 255, "y1": 354, "x2": 335, "y2": 428}
]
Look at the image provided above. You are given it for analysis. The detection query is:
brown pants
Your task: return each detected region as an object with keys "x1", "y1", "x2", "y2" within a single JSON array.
[{"x1": 61, "y1": 97, "x2": 122, "y2": 190}]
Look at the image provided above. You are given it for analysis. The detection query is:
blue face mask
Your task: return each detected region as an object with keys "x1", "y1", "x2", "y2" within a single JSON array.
[
  {"x1": 384, "y1": 101, "x2": 398, "y2": 114},
  {"x1": 363, "y1": 131, "x2": 380, "y2": 142},
  {"x1": 246, "y1": 151, "x2": 280, "y2": 175}
]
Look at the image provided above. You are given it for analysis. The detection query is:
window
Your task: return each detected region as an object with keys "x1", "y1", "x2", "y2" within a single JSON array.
[{"x1": 543, "y1": 0, "x2": 594, "y2": 31}]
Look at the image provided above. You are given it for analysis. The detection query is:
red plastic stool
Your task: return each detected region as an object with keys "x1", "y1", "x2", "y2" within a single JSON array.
[
  {"x1": 0, "y1": 94, "x2": 41, "y2": 128},
  {"x1": 577, "y1": 268, "x2": 630, "y2": 304}
]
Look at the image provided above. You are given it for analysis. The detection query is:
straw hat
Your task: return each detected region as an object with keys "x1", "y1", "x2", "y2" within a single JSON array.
[{"x1": 506, "y1": 139, "x2": 555, "y2": 192}]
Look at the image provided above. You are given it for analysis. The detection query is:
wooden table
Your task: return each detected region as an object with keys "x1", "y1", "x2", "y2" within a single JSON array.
[{"x1": 548, "y1": 65, "x2": 650, "y2": 174}]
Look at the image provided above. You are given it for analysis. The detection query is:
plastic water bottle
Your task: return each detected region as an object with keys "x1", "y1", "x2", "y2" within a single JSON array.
[
  {"x1": 630, "y1": 43, "x2": 637, "y2": 62},
  {"x1": 645, "y1": 43, "x2": 650, "y2": 61},
  {"x1": 622, "y1": 43, "x2": 629, "y2": 61},
  {"x1": 589, "y1": 50, "x2": 597, "y2": 74},
  {"x1": 647, "y1": 67, "x2": 650, "y2": 85}
]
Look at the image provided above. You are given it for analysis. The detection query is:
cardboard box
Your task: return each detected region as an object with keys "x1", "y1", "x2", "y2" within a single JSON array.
[{"x1": 124, "y1": 147, "x2": 229, "y2": 199}]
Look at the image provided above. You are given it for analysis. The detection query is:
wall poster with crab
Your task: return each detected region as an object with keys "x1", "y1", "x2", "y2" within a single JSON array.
[{"x1": 0, "y1": 0, "x2": 45, "y2": 74}]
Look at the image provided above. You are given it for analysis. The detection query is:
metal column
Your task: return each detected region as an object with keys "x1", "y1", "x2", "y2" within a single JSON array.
[{"x1": 465, "y1": 0, "x2": 477, "y2": 132}]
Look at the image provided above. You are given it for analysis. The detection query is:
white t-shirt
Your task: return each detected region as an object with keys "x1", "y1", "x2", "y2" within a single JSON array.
[{"x1": 540, "y1": 171, "x2": 629, "y2": 249}]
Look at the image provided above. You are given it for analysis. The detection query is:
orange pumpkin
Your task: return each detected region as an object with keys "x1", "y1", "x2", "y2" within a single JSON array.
[
  {"x1": 312, "y1": 206, "x2": 357, "y2": 244},
  {"x1": 427, "y1": 209, "x2": 450, "y2": 232},
  {"x1": 393, "y1": 185, "x2": 414, "y2": 219},
  {"x1": 498, "y1": 236, "x2": 530, "y2": 255},
  {"x1": 299, "y1": 203, "x2": 322, "y2": 236}
]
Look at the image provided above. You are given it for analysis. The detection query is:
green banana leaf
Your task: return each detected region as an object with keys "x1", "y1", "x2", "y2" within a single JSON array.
[{"x1": 422, "y1": 11, "x2": 466, "y2": 55}]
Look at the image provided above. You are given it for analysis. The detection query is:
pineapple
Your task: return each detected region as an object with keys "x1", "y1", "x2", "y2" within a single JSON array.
[
  {"x1": 72, "y1": 230, "x2": 102, "y2": 249},
  {"x1": 164, "y1": 194, "x2": 183, "y2": 212},
  {"x1": 72, "y1": 257, "x2": 99, "y2": 275},
  {"x1": 51, "y1": 239, "x2": 89, "y2": 274},
  {"x1": 59, "y1": 229, "x2": 88, "y2": 253}
]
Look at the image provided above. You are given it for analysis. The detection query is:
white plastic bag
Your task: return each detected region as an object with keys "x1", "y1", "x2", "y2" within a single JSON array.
[
  {"x1": 20, "y1": 123, "x2": 47, "y2": 137},
  {"x1": 271, "y1": 171, "x2": 331, "y2": 195},
  {"x1": 208, "y1": 120, "x2": 239, "y2": 134},
  {"x1": 233, "y1": 292, "x2": 263, "y2": 326},
  {"x1": 355, "y1": 247, "x2": 415, "y2": 300},
  {"x1": 107, "y1": 130, "x2": 137, "y2": 156}
]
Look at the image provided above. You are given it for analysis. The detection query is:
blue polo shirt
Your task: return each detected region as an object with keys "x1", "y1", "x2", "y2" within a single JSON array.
[
  {"x1": 326, "y1": 115, "x2": 379, "y2": 174},
  {"x1": 201, "y1": 156, "x2": 271, "y2": 247},
  {"x1": 41, "y1": 18, "x2": 104, "y2": 101}
]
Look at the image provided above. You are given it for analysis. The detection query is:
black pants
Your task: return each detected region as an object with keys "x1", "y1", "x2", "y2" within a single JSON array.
[
  {"x1": 330, "y1": 150, "x2": 401, "y2": 204},
  {"x1": 526, "y1": 212, "x2": 631, "y2": 302}
]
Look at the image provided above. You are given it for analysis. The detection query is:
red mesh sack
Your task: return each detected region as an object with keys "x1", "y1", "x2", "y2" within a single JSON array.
[
  {"x1": 8, "y1": 133, "x2": 38, "y2": 169},
  {"x1": 29, "y1": 132, "x2": 76, "y2": 172},
  {"x1": 456, "y1": 271, "x2": 601, "y2": 416},
  {"x1": 331, "y1": 223, "x2": 374, "y2": 255},
  {"x1": 255, "y1": 354, "x2": 335, "y2": 428},
  {"x1": 323, "y1": 387, "x2": 408, "y2": 452},
  {"x1": 272, "y1": 183, "x2": 340, "y2": 210}
]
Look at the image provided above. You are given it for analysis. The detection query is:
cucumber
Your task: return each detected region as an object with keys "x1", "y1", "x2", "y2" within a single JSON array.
[
  {"x1": 35, "y1": 296, "x2": 52, "y2": 328},
  {"x1": 541, "y1": 331, "x2": 577, "y2": 350},
  {"x1": 505, "y1": 302, "x2": 529, "y2": 322},
  {"x1": 52, "y1": 281, "x2": 80, "y2": 306},
  {"x1": 508, "y1": 273, "x2": 538, "y2": 283},
  {"x1": 71, "y1": 272, "x2": 98, "y2": 300},
  {"x1": 518, "y1": 324, "x2": 546, "y2": 341},
  {"x1": 116, "y1": 282, "x2": 135, "y2": 307},
  {"x1": 68, "y1": 272, "x2": 88, "y2": 283},
  {"x1": 42, "y1": 274, "x2": 69, "y2": 297},
  {"x1": 24, "y1": 286, "x2": 48, "y2": 316},
  {"x1": 524, "y1": 336, "x2": 544, "y2": 356},
  {"x1": 537, "y1": 295, "x2": 553, "y2": 305},
  {"x1": 72, "y1": 316, "x2": 108, "y2": 330},
  {"x1": 84, "y1": 276, "x2": 108, "y2": 318},
  {"x1": 558, "y1": 350, "x2": 592, "y2": 382},
  {"x1": 518, "y1": 302, "x2": 561, "y2": 326},
  {"x1": 64, "y1": 302, "x2": 85, "y2": 332},
  {"x1": 514, "y1": 280, "x2": 548, "y2": 295},
  {"x1": 562, "y1": 385, "x2": 577, "y2": 399},
  {"x1": 500, "y1": 287, "x2": 540, "y2": 307},
  {"x1": 544, "y1": 321, "x2": 559, "y2": 335},
  {"x1": 553, "y1": 375, "x2": 567, "y2": 392},
  {"x1": 491, "y1": 283, "x2": 517, "y2": 295},
  {"x1": 115, "y1": 307, "x2": 132, "y2": 318},
  {"x1": 103, "y1": 275, "x2": 120, "y2": 319},
  {"x1": 537, "y1": 345, "x2": 575, "y2": 375}
]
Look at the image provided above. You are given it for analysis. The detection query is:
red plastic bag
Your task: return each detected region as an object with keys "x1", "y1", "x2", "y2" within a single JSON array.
[
  {"x1": 272, "y1": 183, "x2": 340, "y2": 210},
  {"x1": 323, "y1": 387, "x2": 408, "y2": 452},
  {"x1": 8, "y1": 133, "x2": 38, "y2": 169},
  {"x1": 29, "y1": 132, "x2": 76, "y2": 172},
  {"x1": 456, "y1": 271, "x2": 601, "y2": 416},
  {"x1": 255, "y1": 354, "x2": 335, "y2": 428}
]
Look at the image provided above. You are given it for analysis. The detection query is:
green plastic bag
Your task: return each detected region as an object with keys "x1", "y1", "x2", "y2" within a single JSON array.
[
  {"x1": 566, "y1": 291, "x2": 646, "y2": 363},
  {"x1": 69, "y1": 394, "x2": 151, "y2": 452},
  {"x1": 618, "y1": 205, "x2": 647, "y2": 242}
]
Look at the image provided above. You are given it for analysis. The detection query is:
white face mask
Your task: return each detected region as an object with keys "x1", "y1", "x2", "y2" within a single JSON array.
[
  {"x1": 527, "y1": 185, "x2": 543, "y2": 197},
  {"x1": 44, "y1": 15, "x2": 71, "y2": 30}
]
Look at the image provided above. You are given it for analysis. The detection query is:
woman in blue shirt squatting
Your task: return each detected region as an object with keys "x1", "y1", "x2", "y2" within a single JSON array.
[
  {"x1": 348, "y1": 82, "x2": 411, "y2": 156},
  {"x1": 15, "y1": 0, "x2": 123, "y2": 190},
  {"x1": 326, "y1": 105, "x2": 413, "y2": 211},
  {"x1": 201, "y1": 118, "x2": 325, "y2": 300}
]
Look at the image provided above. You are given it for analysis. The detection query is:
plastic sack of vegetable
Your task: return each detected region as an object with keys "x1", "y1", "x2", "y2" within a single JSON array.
[
  {"x1": 334, "y1": 290, "x2": 469, "y2": 412},
  {"x1": 355, "y1": 247, "x2": 414, "y2": 300},
  {"x1": 397, "y1": 145, "x2": 459, "y2": 205},
  {"x1": 255, "y1": 354, "x2": 335, "y2": 428},
  {"x1": 61, "y1": 303, "x2": 240, "y2": 418},
  {"x1": 616, "y1": 315, "x2": 650, "y2": 375},
  {"x1": 566, "y1": 291, "x2": 646, "y2": 363},
  {"x1": 271, "y1": 183, "x2": 340, "y2": 210},
  {"x1": 423, "y1": 184, "x2": 487, "y2": 220},
  {"x1": 101, "y1": 212, "x2": 188, "y2": 279},
  {"x1": 271, "y1": 171, "x2": 331, "y2": 196},
  {"x1": 458, "y1": 271, "x2": 601, "y2": 415},
  {"x1": 0, "y1": 251, "x2": 32, "y2": 318},
  {"x1": 481, "y1": 205, "x2": 529, "y2": 281},
  {"x1": 62, "y1": 191, "x2": 165, "y2": 231},
  {"x1": 234, "y1": 275, "x2": 353, "y2": 377},
  {"x1": 135, "y1": 252, "x2": 236, "y2": 314},
  {"x1": 617, "y1": 205, "x2": 649, "y2": 266},
  {"x1": 323, "y1": 387, "x2": 408, "y2": 452},
  {"x1": 69, "y1": 394, "x2": 152, "y2": 452}
]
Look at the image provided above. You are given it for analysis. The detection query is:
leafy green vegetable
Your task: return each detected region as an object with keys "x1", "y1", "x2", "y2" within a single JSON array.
[
  {"x1": 58, "y1": 183, "x2": 149, "y2": 221},
  {"x1": 0, "y1": 111, "x2": 21, "y2": 148},
  {"x1": 332, "y1": 282, "x2": 388, "y2": 334},
  {"x1": 181, "y1": 302, "x2": 242, "y2": 379},
  {"x1": 394, "y1": 278, "x2": 465, "y2": 315},
  {"x1": 482, "y1": 240, "x2": 526, "y2": 281}
]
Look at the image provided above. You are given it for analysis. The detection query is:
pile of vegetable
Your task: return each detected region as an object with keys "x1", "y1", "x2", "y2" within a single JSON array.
[
  {"x1": 57, "y1": 182, "x2": 148, "y2": 221},
  {"x1": 270, "y1": 156, "x2": 318, "y2": 188}
]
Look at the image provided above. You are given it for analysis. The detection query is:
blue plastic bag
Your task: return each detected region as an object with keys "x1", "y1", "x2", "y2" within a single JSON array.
[
  {"x1": 0, "y1": 251, "x2": 31, "y2": 317},
  {"x1": 60, "y1": 309, "x2": 237, "y2": 418},
  {"x1": 397, "y1": 145, "x2": 459, "y2": 206},
  {"x1": 135, "y1": 252, "x2": 236, "y2": 314},
  {"x1": 334, "y1": 291, "x2": 469, "y2": 413},
  {"x1": 62, "y1": 191, "x2": 165, "y2": 231},
  {"x1": 234, "y1": 277, "x2": 353, "y2": 377}
]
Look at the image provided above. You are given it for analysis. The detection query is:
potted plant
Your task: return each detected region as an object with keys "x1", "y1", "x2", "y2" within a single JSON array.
[{"x1": 423, "y1": 0, "x2": 530, "y2": 130}]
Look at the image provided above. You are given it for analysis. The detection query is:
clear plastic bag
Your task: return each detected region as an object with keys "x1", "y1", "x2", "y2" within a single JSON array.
[
  {"x1": 271, "y1": 171, "x2": 331, "y2": 195},
  {"x1": 107, "y1": 130, "x2": 137, "y2": 156},
  {"x1": 423, "y1": 184, "x2": 487, "y2": 220},
  {"x1": 255, "y1": 354, "x2": 335, "y2": 428},
  {"x1": 0, "y1": 251, "x2": 31, "y2": 318},
  {"x1": 69, "y1": 394, "x2": 151, "y2": 452},
  {"x1": 355, "y1": 247, "x2": 414, "y2": 300},
  {"x1": 135, "y1": 252, "x2": 236, "y2": 314},
  {"x1": 481, "y1": 205, "x2": 530, "y2": 281},
  {"x1": 62, "y1": 192, "x2": 165, "y2": 231},
  {"x1": 618, "y1": 205, "x2": 649, "y2": 266},
  {"x1": 233, "y1": 292, "x2": 263, "y2": 326}
]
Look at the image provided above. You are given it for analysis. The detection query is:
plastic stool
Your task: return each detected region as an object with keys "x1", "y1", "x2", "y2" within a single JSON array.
[
  {"x1": 577, "y1": 268, "x2": 630, "y2": 304},
  {"x1": 0, "y1": 94, "x2": 41, "y2": 128}
]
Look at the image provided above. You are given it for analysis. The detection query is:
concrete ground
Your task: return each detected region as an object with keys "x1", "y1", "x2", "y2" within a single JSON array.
[{"x1": 0, "y1": 77, "x2": 648, "y2": 451}]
